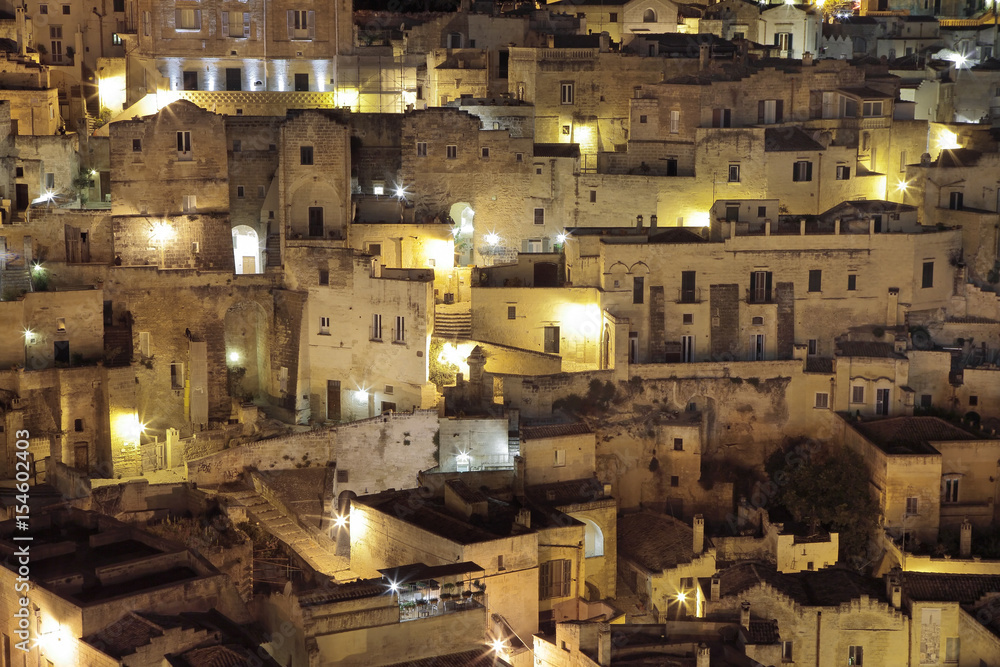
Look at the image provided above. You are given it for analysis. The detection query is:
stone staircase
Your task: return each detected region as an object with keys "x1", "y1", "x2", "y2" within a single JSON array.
[
  {"x1": 222, "y1": 488, "x2": 351, "y2": 579},
  {"x1": 103, "y1": 325, "x2": 133, "y2": 366},
  {"x1": 266, "y1": 234, "x2": 281, "y2": 268},
  {"x1": 434, "y1": 305, "x2": 472, "y2": 338}
]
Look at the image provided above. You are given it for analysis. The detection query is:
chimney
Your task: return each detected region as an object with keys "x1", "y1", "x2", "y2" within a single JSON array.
[
  {"x1": 514, "y1": 455, "x2": 525, "y2": 498},
  {"x1": 960, "y1": 519, "x2": 972, "y2": 557},
  {"x1": 599, "y1": 31, "x2": 610, "y2": 53},
  {"x1": 649, "y1": 214, "x2": 657, "y2": 231},
  {"x1": 636, "y1": 214, "x2": 643, "y2": 229},
  {"x1": 765, "y1": 218, "x2": 772, "y2": 236},
  {"x1": 799, "y1": 218, "x2": 807, "y2": 235},
  {"x1": 696, "y1": 644, "x2": 710, "y2": 667},
  {"x1": 740, "y1": 601, "x2": 750, "y2": 629},
  {"x1": 598, "y1": 628, "x2": 612, "y2": 667},
  {"x1": 835, "y1": 217, "x2": 842, "y2": 235},
  {"x1": 886, "y1": 569, "x2": 902, "y2": 609},
  {"x1": 546, "y1": 34, "x2": 555, "y2": 48},
  {"x1": 15, "y1": 5, "x2": 25, "y2": 56},
  {"x1": 802, "y1": 51, "x2": 814, "y2": 66},
  {"x1": 699, "y1": 43, "x2": 710, "y2": 71},
  {"x1": 693, "y1": 514, "x2": 705, "y2": 555},
  {"x1": 710, "y1": 576, "x2": 721, "y2": 601}
]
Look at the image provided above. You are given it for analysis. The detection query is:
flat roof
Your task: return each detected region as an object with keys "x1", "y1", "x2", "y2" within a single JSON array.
[{"x1": 844, "y1": 415, "x2": 982, "y2": 456}]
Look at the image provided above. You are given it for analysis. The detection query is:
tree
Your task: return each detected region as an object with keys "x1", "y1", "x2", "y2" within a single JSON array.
[{"x1": 776, "y1": 446, "x2": 879, "y2": 567}]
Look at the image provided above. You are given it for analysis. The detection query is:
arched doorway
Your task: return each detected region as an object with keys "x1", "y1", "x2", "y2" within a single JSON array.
[
  {"x1": 232, "y1": 225, "x2": 260, "y2": 274},
  {"x1": 581, "y1": 518, "x2": 605, "y2": 557}
]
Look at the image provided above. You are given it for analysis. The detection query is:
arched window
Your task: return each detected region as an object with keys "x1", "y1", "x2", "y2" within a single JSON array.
[
  {"x1": 582, "y1": 518, "x2": 605, "y2": 558},
  {"x1": 643, "y1": 8, "x2": 656, "y2": 22}
]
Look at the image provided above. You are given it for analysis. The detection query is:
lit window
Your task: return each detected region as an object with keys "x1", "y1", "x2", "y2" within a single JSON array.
[{"x1": 319, "y1": 316, "x2": 330, "y2": 335}]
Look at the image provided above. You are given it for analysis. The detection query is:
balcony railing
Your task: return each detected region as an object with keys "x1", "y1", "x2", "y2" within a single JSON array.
[
  {"x1": 677, "y1": 287, "x2": 702, "y2": 304},
  {"x1": 399, "y1": 591, "x2": 485, "y2": 622},
  {"x1": 745, "y1": 290, "x2": 775, "y2": 305}
]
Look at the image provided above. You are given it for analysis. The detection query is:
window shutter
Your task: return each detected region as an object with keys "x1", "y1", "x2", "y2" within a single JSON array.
[
  {"x1": 243, "y1": 12, "x2": 251, "y2": 38},
  {"x1": 174, "y1": 8, "x2": 181, "y2": 28},
  {"x1": 220, "y1": 11, "x2": 229, "y2": 36},
  {"x1": 542, "y1": 237, "x2": 551, "y2": 253},
  {"x1": 712, "y1": 108, "x2": 721, "y2": 127},
  {"x1": 792, "y1": 163, "x2": 799, "y2": 181},
  {"x1": 764, "y1": 272, "x2": 773, "y2": 301},
  {"x1": 806, "y1": 161, "x2": 813, "y2": 181},
  {"x1": 749, "y1": 271, "x2": 757, "y2": 296},
  {"x1": 286, "y1": 10, "x2": 294, "y2": 39},
  {"x1": 307, "y1": 11, "x2": 315, "y2": 39},
  {"x1": 775, "y1": 100, "x2": 784, "y2": 123},
  {"x1": 758, "y1": 100, "x2": 764, "y2": 124},
  {"x1": 774, "y1": 33, "x2": 781, "y2": 47},
  {"x1": 787, "y1": 34, "x2": 793, "y2": 52},
  {"x1": 177, "y1": 131, "x2": 184, "y2": 152}
]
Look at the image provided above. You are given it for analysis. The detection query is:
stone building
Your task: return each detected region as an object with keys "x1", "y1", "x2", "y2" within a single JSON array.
[{"x1": 546, "y1": 0, "x2": 680, "y2": 45}]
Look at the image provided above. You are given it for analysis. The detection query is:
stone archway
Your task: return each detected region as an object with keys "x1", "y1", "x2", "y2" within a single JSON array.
[
  {"x1": 224, "y1": 301, "x2": 269, "y2": 400},
  {"x1": 232, "y1": 225, "x2": 261, "y2": 275}
]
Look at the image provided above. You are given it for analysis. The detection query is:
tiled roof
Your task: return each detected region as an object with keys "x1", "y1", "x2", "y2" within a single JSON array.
[
  {"x1": 947, "y1": 316, "x2": 1000, "y2": 324},
  {"x1": 804, "y1": 357, "x2": 834, "y2": 374},
  {"x1": 521, "y1": 422, "x2": 592, "y2": 440},
  {"x1": 383, "y1": 648, "x2": 511, "y2": 667},
  {"x1": 835, "y1": 341, "x2": 904, "y2": 358},
  {"x1": 648, "y1": 228, "x2": 708, "y2": 244},
  {"x1": 716, "y1": 562, "x2": 886, "y2": 607},
  {"x1": 527, "y1": 477, "x2": 607, "y2": 506},
  {"x1": 618, "y1": 512, "x2": 695, "y2": 572},
  {"x1": 446, "y1": 478, "x2": 489, "y2": 504},
  {"x1": 746, "y1": 619, "x2": 780, "y2": 644},
  {"x1": 849, "y1": 416, "x2": 979, "y2": 455},
  {"x1": 297, "y1": 579, "x2": 388, "y2": 607},
  {"x1": 903, "y1": 573, "x2": 1000, "y2": 604},
  {"x1": 86, "y1": 612, "x2": 166, "y2": 659},
  {"x1": 764, "y1": 127, "x2": 824, "y2": 152},
  {"x1": 377, "y1": 562, "x2": 485, "y2": 587},
  {"x1": 173, "y1": 645, "x2": 270, "y2": 667}
]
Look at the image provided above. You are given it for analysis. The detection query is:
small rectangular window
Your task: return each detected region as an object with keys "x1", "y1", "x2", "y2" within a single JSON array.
[
  {"x1": 969, "y1": 395, "x2": 978, "y2": 406},
  {"x1": 40, "y1": 4, "x2": 48, "y2": 14},
  {"x1": 922, "y1": 261, "x2": 934, "y2": 288},
  {"x1": 808, "y1": 339, "x2": 817, "y2": 355},
  {"x1": 371, "y1": 314, "x2": 382, "y2": 340},
  {"x1": 446, "y1": 145, "x2": 458, "y2": 159},
  {"x1": 673, "y1": 438, "x2": 683, "y2": 451},
  {"x1": 515, "y1": 152, "x2": 523, "y2": 162},
  {"x1": 416, "y1": 141, "x2": 427, "y2": 157},
  {"x1": 534, "y1": 208, "x2": 545, "y2": 225},
  {"x1": 74, "y1": 418, "x2": 84, "y2": 432},
  {"x1": 319, "y1": 270, "x2": 329, "y2": 285},
  {"x1": 945, "y1": 637, "x2": 959, "y2": 663},
  {"x1": 808, "y1": 269, "x2": 822, "y2": 293},
  {"x1": 793, "y1": 160, "x2": 813, "y2": 182},
  {"x1": 553, "y1": 449, "x2": 566, "y2": 467},
  {"x1": 670, "y1": 475, "x2": 679, "y2": 487},
  {"x1": 236, "y1": 185, "x2": 245, "y2": 198},
  {"x1": 590, "y1": 190, "x2": 597, "y2": 203},
  {"x1": 233, "y1": 140, "x2": 241, "y2": 152},
  {"x1": 682, "y1": 313, "x2": 693, "y2": 324},
  {"x1": 45, "y1": 173, "x2": 55, "y2": 189},
  {"x1": 480, "y1": 147, "x2": 490, "y2": 158},
  {"x1": 757, "y1": 206, "x2": 767, "y2": 218},
  {"x1": 132, "y1": 138, "x2": 142, "y2": 152},
  {"x1": 337, "y1": 469, "x2": 349, "y2": 483},
  {"x1": 669, "y1": 110, "x2": 679, "y2": 133},
  {"x1": 815, "y1": 392, "x2": 829, "y2": 409},
  {"x1": 257, "y1": 186, "x2": 266, "y2": 198},
  {"x1": 300, "y1": 145, "x2": 314, "y2": 165},
  {"x1": 319, "y1": 316, "x2": 330, "y2": 335},
  {"x1": 944, "y1": 478, "x2": 959, "y2": 503},
  {"x1": 609, "y1": 12, "x2": 618, "y2": 21},
  {"x1": 633, "y1": 276, "x2": 644, "y2": 304},
  {"x1": 62, "y1": 4, "x2": 70, "y2": 14},
  {"x1": 508, "y1": 306, "x2": 516, "y2": 320},
  {"x1": 848, "y1": 274, "x2": 857, "y2": 291},
  {"x1": 848, "y1": 645, "x2": 863, "y2": 666},
  {"x1": 905, "y1": 496, "x2": 918, "y2": 516},
  {"x1": 394, "y1": 316, "x2": 405, "y2": 343},
  {"x1": 176, "y1": 130, "x2": 192, "y2": 158},
  {"x1": 852, "y1": 385, "x2": 865, "y2": 404},
  {"x1": 728, "y1": 164, "x2": 740, "y2": 182},
  {"x1": 560, "y1": 82, "x2": 574, "y2": 105},
  {"x1": 639, "y1": 115, "x2": 647, "y2": 124},
  {"x1": 384, "y1": 385, "x2": 394, "y2": 395},
  {"x1": 836, "y1": 165, "x2": 850, "y2": 180},
  {"x1": 138, "y1": 332, "x2": 151, "y2": 357},
  {"x1": 170, "y1": 363, "x2": 184, "y2": 389},
  {"x1": 497, "y1": 555, "x2": 505, "y2": 571},
  {"x1": 544, "y1": 326, "x2": 560, "y2": 353},
  {"x1": 56, "y1": 317, "x2": 66, "y2": 332}
]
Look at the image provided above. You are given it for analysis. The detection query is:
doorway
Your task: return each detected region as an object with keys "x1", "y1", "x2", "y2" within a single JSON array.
[
  {"x1": 327, "y1": 380, "x2": 341, "y2": 421},
  {"x1": 74, "y1": 443, "x2": 88, "y2": 471},
  {"x1": 225, "y1": 68, "x2": 242, "y2": 91}
]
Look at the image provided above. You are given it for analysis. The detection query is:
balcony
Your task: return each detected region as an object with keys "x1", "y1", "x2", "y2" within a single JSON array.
[
  {"x1": 745, "y1": 290, "x2": 775, "y2": 305},
  {"x1": 676, "y1": 287, "x2": 702, "y2": 304},
  {"x1": 397, "y1": 586, "x2": 486, "y2": 622}
]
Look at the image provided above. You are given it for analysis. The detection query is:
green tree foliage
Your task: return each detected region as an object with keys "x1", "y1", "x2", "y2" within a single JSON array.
[
  {"x1": 428, "y1": 338, "x2": 458, "y2": 388},
  {"x1": 776, "y1": 446, "x2": 879, "y2": 566}
]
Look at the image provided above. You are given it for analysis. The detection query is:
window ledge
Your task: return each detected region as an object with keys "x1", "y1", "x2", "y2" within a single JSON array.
[
  {"x1": 370, "y1": 338, "x2": 382, "y2": 343},
  {"x1": 392, "y1": 340, "x2": 406, "y2": 345},
  {"x1": 318, "y1": 332, "x2": 330, "y2": 336}
]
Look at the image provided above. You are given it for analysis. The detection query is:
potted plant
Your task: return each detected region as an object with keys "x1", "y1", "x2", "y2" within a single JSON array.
[
  {"x1": 441, "y1": 582, "x2": 455, "y2": 600},
  {"x1": 462, "y1": 587, "x2": 473, "y2": 599}
]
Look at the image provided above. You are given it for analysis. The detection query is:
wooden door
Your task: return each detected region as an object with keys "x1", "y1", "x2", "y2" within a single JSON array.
[
  {"x1": 15, "y1": 184, "x2": 28, "y2": 212},
  {"x1": 242, "y1": 256, "x2": 255, "y2": 274}
]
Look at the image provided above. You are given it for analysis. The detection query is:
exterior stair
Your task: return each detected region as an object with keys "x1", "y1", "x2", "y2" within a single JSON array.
[
  {"x1": 0, "y1": 268, "x2": 32, "y2": 297},
  {"x1": 434, "y1": 305, "x2": 472, "y2": 338}
]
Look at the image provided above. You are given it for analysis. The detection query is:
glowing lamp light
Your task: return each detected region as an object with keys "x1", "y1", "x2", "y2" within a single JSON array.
[
  {"x1": 40, "y1": 191, "x2": 56, "y2": 202},
  {"x1": 334, "y1": 514, "x2": 348, "y2": 528},
  {"x1": 90, "y1": 169, "x2": 98, "y2": 176},
  {"x1": 355, "y1": 389, "x2": 369, "y2": 401},
  {"x1": 228, "y1": 351, "x2": 240, "y2": 363},
  {"x1": 676, "y1": 591, "x2": 688, "y2": 602},
  {"x1": 22, "y1": 327, "x2": 34, "y2": 339},
  {"x1": 936, "y1": 129, "x2": 961, "y2": 151},
  {"x1": 388, "y1": 581, "x2": 400, "y2": 593},
  {"x1": 491, "y1": 638, "x2": 509, "y2": 656},
  {"x1": 394, "y1": 185, "x2": 408, "y2": 199},
  {"x1": 31, "y1": 263, "x2": 43, "y2": 273},
  {"x1": 484, "y1": 232, "x2": 500, "y2": 246},
  {"x1": 949, "y1": 53, "x2": 967, "y2": 68},
  {"x1": 556, "y1": 233, "x2": 568, "y2": 243},
  {"x1": 117, "y1": 413, "x2": 146, "y2": 441},
  {"x1": 149, "y1": 222, "x2": 174, "y2": 243},
  {"x1": 895, "y1": 179, "x2": 909, "y2": 193}
]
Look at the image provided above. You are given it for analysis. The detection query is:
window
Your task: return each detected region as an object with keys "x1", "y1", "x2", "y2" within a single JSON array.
[
  {"x1": 793, "y1": 161, "x2": 813, "y2": 182},
  {"x1": 589, "y1": 190, "x2": 597, "y2": 203},
  {"x1": 666, "y1": 159, "x2": 678, "y2": 176},
  {"x1": 836, "y1": 165, "x2": 851, "y2": 180},
  {"x1": 948, "y1": 191, "x2": 963, "y2": 210},
  {"x1": 319, "y1": 316, "x2": 330, "y2": 335},
  {"x1": 848, "y1": 645, "x2": 863, "y2": 665},
  {"x1": 170, "y1": 363, "x2": 184, "y2": 389},
  {"x1": 920, "y1": 394, "x2": 932, "y2": 408},
  {"x1": 560, "y1": 82, "x2": 574, "y2": 105},
  {"x1": 633, "y1": 276, "x2": 644, "y2": 304},
  {"x1": 945, "y1": 637, "x2": 959, "y2": 662},
  {"x1": 132, "y1": 139, "x2": 142, "y2": 152},
  {"x1": 236, "y1": 186, "x2": 245, "y2": 198},
  {"x1": 318, "y1": 270, "x2": 329, "y2": 285},
  {"x1": 728, "y1": 164, "x2": 740, "y2": 182},
  {"x1": 539, "y1": 559, "x2": 571, "y2": 599},
  {"x1": 643, "y1": 8, "x2": 656, "y2": 22},
  {"x1": 921, "y1": 261, "x2": 934, "y2": 288},
  {"x1": 609, "y1": 11, "x2": 618, "y2": 21},
  {"x1": 669, "y1": 110, "x2": 679, "y2": 133},
  {"x1": 515, "y1": 152, "x2": 524, "y2": 162},
  {"x1": 969, "y1": 395, "x2": 978, "y2": 406},
  {"x1": 143, "y1": 10, "x2": 151, "y2": 36},
  {"x1": 232, "y1": 140, "x2": 242, "y2": 152},
  {"x1": 683, "y1": 313, "x2": 693, "y2": 324},
  {"x1": 45, "y1": 173, "x2": 55, "y2": 190},
  {"x1": 508, "y1": 306, "x2": 516, "y2": 320},
  {"x1": 852, "y1": 385, "x2": 865, "y2": 404},
  {"x1": 112, "y1": 32, "x2": 123, "y2": 45},
  {"x1": 673, "y1": 438, "x2": 683, "y2": 451},
  {"x1": 175, "y1": 8, "x2": 201, "y2": 31},
  {"x1": 223, "y1": 11, "x2": 251, "y2": 38},
  {"x1": 394, "y1": 316, "x2": 405, "y2": 343},
  {"x1": 680, "y1": 271, "x2": 696, "y2": 303},
  {"x1": 905, "y1": 496, "x2": 918, "y2": 516},
  {"x1": 749, "y1": 270, "x2": 772, "y2": 303},
  {"x1": 534, "y1": 207, "x2": 545, "y2": 225},
  {"x1": 498, "y1": 555, "x2": 505, "y2": 571},
  {"x1": 757, "y1": 206, "x2": 767, "y2": 218},
  {"x1": 847, "y1": 274, "x2": 857, "y2": 291},
  {"x1": 384, "y1": 385, "x2": 394, "y2": 395},
  {"x1": 257, "y1": 186, "x2": 265, "y2": 198},
  {"x1": 758, "y1": 99, "x2": 783, "y2": 124},
  {"x1": 775, "y1": 31, "x2": 792, "y2": 52},
  {"x1": 371, "y1": 314, "x2": 382, "y2": 341},
  {"x1": 182, "y1": 195, "x2": 197, "y2": 212},
  {"x1": 176, "y1": 131, "x2": 192, "y2": 159},
  {"x1": 876, "y1": 388, "x2": 890, "y2": 415},
  {"x1": 899, "y1": 150, "x2": 907, "y2": 172},
  {"x1": 300, "y1": 145, "x2": 314, "y2": 165},
  {"x1": 446, "y1": 145, "x2": 457, "y2": 159},
  {"x1": 815, "y1": 392, "x2": 829, "y2": 409},
  {"x1": 862, "y1": 101, "x2": 883, "y2": 117},
  {"x1": 711, "y1": 108, "x2": 732, "y2": 128},
  {"x1": 670, "y1": 475, "x2": 679, "y2": 487},
  {"x1": 138, "y1": 332, "x2": 151, "y2": 357},
  {"x1": 336, "y1": 469, "x2": 348, "y2": 483},
  {"x1": 544, "y1": 326, "x2": 560, "y2": 353},
  {"x1": 279, "y1": 366, "x2": 288, "y2": 392},
  {"x1": 55, "y1": 317, "x2": 66, "y2": 333},
  {"x1": 288, "y1": 9, "x2": 314, "y2": 39},
  {"x1": 415, "y1": 142, "x2": 427, "y2": 157},
  {"x1": 943, "y1": 478, "x2": 959, "y2": 503},
  {"x1": 74, "y1": 418, "x2": 83, "y2": 432},
  {"x1": 62, "y1": 4, "x2": 70, "y2": 14},
  {"x1": 40, "y1": 4, "x2": 48, "y2": 13},
  {"x1": 781, "y1": 641, "x2": 793, "y2": 661},
  {"x1": 808, "y1": 269, "x2": 822, "y2": 293},
  {"x1": 553, "y1": 449, "x2": 566, "y2": 467},
  {"x1": 808, "y1": 339, "x2": 817, "y2": 355},
  {"x1": 480, "y1": 146, "x2": 490, "y2": 159}
]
